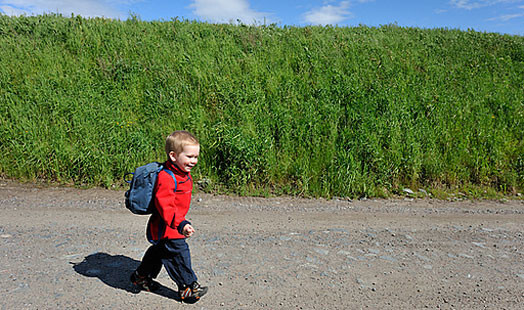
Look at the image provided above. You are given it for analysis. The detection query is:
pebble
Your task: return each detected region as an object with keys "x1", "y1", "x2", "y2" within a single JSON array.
[
  {"x1": 380, "y1": 255, "x2": 398, "y2": 262},
  {"x1": 212, "y1": 268, "x2": 225, "y2": 276},
  {"x1": 306, "y1": 256, "x2": 319, "y2": 263},
  {"x1": 61, "y1": 254, "x2": 81, "y2": 259},
  {"x1": 10, "y1": 283, "x2": 29, "y2": 293},
  {"x1": 313, "y1": 248, "x2": 329, "y2": 256},
  {"x1": 459, "y1": 253, "x2": 474, "y2": 259},
  {"x1": 413, "y1": 252, "x2": 431, "y2": 262},
  {"x1": 472, "y1": 242, "x2": 486, "y2": 248}
]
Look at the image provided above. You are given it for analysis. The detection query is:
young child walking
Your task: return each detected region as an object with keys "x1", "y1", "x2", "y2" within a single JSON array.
[{"x1": 131, "y1": 130, "x2": 208, "y2": 301}]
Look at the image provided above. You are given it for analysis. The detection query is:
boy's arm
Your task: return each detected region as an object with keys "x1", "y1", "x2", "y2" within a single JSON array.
[{"x1": 154, "y1": 173, "x2": 191, "y2": 234}]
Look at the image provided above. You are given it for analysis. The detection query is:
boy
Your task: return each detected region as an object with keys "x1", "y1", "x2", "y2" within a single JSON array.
[{"x1": 131, "y1": 130, "x2": 208, "y2": 301}]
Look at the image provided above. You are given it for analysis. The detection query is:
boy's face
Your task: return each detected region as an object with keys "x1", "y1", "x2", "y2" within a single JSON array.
[{"x1": 170, "y1": 144, "x2": 200, "y2": 173}]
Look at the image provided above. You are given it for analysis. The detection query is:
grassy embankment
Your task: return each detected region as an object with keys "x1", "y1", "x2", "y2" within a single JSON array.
[{"x1": 0, "y1": 15, "x2": 523, "y2": 198}]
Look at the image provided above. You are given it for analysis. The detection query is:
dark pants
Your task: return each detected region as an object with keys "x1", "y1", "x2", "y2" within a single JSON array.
[{"x1": 136, "y1": 239, "x2": 197, "y2": 289}]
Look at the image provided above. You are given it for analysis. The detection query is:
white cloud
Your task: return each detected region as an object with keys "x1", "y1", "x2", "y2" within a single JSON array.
[
  {"x1": 303, "y1": 1, "x2": 352, "y2": 25},
  {"x1": 487, "y1": 12, "x2": 524, "y2": 20},
  {"x1": 0, "y1": 4, "x2": 26, "y2": 15},
  {"x1": 487, "y1": 2, "x2": 524, "y2": 20},
  {"x1": 189, "y1": 0, "x2": 270, "y2": 24},
  {"x1": 0, "y1": 0, "x2": 136, "y2": 19},
  {"x1": 450, "y1": 0, "x2": 521, "y2": 10}
]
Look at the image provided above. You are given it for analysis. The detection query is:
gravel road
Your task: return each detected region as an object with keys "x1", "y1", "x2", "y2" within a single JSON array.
[{"x1": 1, "y1": 181, "x2": 523, "y2": 309}]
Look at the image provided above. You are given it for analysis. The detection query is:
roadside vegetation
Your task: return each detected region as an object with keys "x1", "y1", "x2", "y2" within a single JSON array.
[{"x1": 0, "y1": 14, "x2": 522, "y2": 198}]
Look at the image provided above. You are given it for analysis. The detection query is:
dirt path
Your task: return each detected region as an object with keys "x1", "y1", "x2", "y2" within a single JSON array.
[{"x1": 1, "y1": 181, "x2": 523, "y2": 309}]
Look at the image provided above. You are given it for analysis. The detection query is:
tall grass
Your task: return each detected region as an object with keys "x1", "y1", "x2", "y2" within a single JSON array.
[{"x1": 0, "y1": 14, "x2": 522, "y2": 197}]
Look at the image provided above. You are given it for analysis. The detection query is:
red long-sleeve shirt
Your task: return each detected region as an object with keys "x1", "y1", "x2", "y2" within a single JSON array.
[{"x1": 146, "y1": 160, "x2": 193, "y2": 242}]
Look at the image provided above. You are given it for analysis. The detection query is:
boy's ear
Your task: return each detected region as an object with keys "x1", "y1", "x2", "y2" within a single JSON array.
[{"x1": 168, "y1": 151, "x2": 177, "y2": 162}]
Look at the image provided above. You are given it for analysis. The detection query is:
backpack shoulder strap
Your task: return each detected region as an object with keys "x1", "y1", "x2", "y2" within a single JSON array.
[{"x1": 162, "y1": 168, "x2": 177, "y2": 193}]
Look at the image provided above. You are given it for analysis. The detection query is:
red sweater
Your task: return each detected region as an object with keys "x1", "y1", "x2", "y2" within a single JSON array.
[{"x1": 146, "y1": 160, "x2": 193, "y2": 242}]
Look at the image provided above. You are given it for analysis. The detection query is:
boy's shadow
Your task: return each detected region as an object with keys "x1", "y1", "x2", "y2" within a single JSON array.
[{"x1": 72, "y1": 252, "x2": 182, "y2": 302}]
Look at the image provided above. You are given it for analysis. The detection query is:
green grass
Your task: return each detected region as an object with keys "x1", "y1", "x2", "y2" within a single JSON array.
[{"x1": 0, "y1": 14, "x2": 523, "y2": 198}]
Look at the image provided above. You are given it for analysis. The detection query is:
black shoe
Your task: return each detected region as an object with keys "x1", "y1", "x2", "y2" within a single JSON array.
[
  {"x1": 130, "y1": 270, "x2": 159, "y2": 292},
  {"x1": 179, "y1": 282, "x2": 208, "y2": 301}
]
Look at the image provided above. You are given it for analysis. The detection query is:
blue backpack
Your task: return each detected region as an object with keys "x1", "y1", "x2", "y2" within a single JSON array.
[{"x1": 124, "y1": 162, "x2": 177, "y2": 215}]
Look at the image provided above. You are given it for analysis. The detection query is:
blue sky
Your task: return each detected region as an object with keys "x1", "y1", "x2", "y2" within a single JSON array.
[{"x1": 0, "y1": 1, "x2": 523, "y2": 35}]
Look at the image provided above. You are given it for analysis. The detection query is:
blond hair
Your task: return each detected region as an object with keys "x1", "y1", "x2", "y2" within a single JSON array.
[{"x1": 165, "y1": 130, "x2": 199, "y2": 157}]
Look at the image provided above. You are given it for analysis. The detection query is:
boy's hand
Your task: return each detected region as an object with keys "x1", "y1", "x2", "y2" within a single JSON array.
[{"x1": 182, "y1": 224, "x2": 195, "y2": 237}]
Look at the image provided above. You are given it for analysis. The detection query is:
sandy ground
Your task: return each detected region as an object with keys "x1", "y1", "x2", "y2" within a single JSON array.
[{"x1": 1, "y1": 180, "x2": 523, "y2": 309}]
